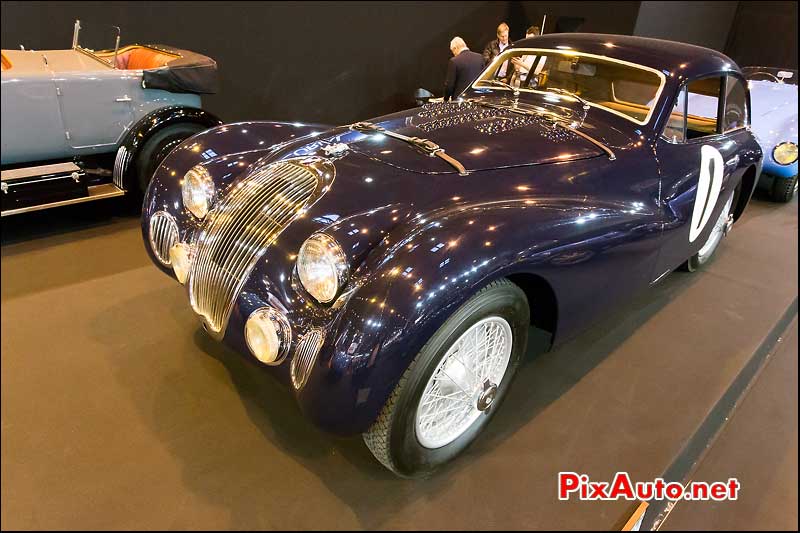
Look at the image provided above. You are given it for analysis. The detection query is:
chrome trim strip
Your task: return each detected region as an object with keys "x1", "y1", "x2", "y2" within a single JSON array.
[
  {"x1": 1, "y1": 183, "x2": 125, "y2": 217},
  {"x1": 113, "y1": 146, "x2": 129, "y2": 189},
  {"x1": 565, "y1": 125, "x2": 617, "y2": 160}
]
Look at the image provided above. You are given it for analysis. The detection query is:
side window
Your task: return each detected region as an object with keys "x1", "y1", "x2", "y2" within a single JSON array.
[
  {"x1": 723, "y1": 76, "x2": 748, "y2": 131},
  {"x1": 663, "y1": 87, "x2": 687, "y2": 142},
  {"x1": 686, "y1": 77, "x2": 722, "y2": 139}
]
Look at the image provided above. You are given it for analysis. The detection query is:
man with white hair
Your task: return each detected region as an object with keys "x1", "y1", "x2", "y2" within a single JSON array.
[{"x1": 444, "y1": 36, "x2": 485, "y2": 101}]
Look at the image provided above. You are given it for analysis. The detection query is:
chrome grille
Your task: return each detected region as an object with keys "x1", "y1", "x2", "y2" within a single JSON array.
[
  {"x1": 113, "y1": 146, "x2": 129, "y2": 189},
  {"x1": 292, "y1": 329, "x2": 325, "y2": 389},
  {"x1": 189, "y1": 161, "x2": 318, "y2": 335},
  {"x1": 149, "y1": 211, "x2": 179, "y2": 266}
]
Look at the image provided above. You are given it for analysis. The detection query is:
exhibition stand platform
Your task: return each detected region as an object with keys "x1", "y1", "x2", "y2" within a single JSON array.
[{"x1": 1, "y1": 194, "x2": 797, "y2": 530}]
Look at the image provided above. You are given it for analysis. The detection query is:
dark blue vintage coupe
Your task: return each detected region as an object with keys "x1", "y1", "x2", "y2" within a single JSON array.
[{"x1": 141, "y1": 34, "x2": 762, "y2": 477}]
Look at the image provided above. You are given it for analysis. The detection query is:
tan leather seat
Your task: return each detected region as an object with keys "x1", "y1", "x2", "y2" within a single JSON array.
[
  {"x1": 109, "y1": 46, "x2": 178, "y2": 70},
  {"x1": 126, "y1": 48, "x2": 176, "y2": 69}
]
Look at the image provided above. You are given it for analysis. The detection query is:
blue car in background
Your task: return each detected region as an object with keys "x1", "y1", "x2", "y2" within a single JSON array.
[{"x1": 744, "y1": 66, "x2": 798, "y2": 202}]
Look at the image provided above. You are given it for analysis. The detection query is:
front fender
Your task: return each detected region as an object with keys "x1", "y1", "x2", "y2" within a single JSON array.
[
  {"x1": 298, "y1": 195, "x2": 660, "y2": 434},
  {"x1": 116, "y1": 106, "x2": 223, "y2": 190}
]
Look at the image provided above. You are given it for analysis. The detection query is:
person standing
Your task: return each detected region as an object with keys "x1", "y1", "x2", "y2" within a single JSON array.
[
  {"x1": 483, "y1": 22, "x2": 511, "y2": 79},
  {"x1": 510, "y1": 26, "x2": 543, "y2": 85},
  {"x1": 444, "y1": 37, "x2": 485, "y2": 101}
]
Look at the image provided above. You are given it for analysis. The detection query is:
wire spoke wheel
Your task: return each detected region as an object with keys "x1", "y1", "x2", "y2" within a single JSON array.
[
  {"x1": 415, "y1": 316, "x2": 513, "y2": 449},
  {"x1": 697, "y1": 193, "x2": 734, "y2": 263}
]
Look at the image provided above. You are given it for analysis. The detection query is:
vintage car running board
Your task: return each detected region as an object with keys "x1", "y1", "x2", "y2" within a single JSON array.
[
  {"x1": 1, "y1": 183, "x2": 125, "y2": 216},
  {"x1": 1, "y1": 162, "x2": 82, "y2": 181}
]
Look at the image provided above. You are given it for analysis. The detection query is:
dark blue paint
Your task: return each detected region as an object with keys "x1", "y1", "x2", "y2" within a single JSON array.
[{"x1": 141, "y1": 35, "x2": 763, "y2": 435}]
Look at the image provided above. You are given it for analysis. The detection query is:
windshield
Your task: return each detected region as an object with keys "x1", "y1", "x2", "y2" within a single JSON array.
[
  {"x1": 73, "y1": 21, "x2": 120, "y2": 67},
  {"x1": 471, "y1": 48, "x2": 666, "y2": 125}
]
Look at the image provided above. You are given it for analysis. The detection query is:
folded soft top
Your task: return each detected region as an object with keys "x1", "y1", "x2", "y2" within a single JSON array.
[{"x1": 135, "y1": 45, "x2": 219, "y2": 95}]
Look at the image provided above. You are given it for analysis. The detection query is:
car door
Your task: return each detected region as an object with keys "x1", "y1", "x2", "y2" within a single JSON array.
[
  {"x1": 1, "y1": 53, "x2": 70, "y2": 164},
  {"x1": 54, "y1": 65, "x2": 136, "y2": 153},
  {"x1": 652, "y1": 74, "x2": 745, "y2": 278}
]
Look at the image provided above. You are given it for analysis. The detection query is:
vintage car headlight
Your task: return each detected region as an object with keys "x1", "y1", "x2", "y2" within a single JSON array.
[
  {"x1": 296, "y1": 233, "x2": 348, "y2": 303},
  {"x1": 245, "y1": 307, "x2": 292, "y2": 365},
  {"x1": 169, "y1": 242, "x2": 194, "y2": 284},
  {"x1": 773, "y1": 142, "x2": 798, "y2": 165},
  {"x1": 181, "y1": 165, "x2": 215, "y2": 219}
]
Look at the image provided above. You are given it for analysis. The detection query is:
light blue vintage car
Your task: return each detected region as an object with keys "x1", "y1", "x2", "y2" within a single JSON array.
[
  {"x1": 743, "y1": 66, "x2": 798, "y2": 202},
  {"x1": 1, "y1": 20, "x2": 222, "y2": 216}
]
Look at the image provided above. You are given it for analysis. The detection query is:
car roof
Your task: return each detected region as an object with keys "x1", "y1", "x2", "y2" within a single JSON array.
[{"x1": 513, "y1": 33, "x2": 740, "y2": 79}]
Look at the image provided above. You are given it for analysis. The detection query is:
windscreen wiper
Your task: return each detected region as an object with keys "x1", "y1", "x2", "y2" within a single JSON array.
[
  {"x1": 350, "y1": 122, "x2": 468, "y2": 175},
  {"x1": 543, "y1": 87, "x2": 591, "y2": 125},
  {"x1": 478, "y1": 79, "x2": 520, "y2": 96}
]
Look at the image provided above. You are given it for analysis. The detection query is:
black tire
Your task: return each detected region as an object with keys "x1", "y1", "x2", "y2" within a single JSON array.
[
  {"x1": 770, "y1": 174, "x2": 798, "y2": 203},
  {"x1": 362, "y1": 278, "x2": 530, "y2": 478},
  {"x1": 135, "y1": 123, "x2": 206, "y2": 193}
]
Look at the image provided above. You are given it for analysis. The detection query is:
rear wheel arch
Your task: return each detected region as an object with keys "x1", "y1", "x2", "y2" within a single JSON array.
[
  {"x1": 732, "y1": 164, "x2": 758, "y2": 221},
  {"x1": 505, "y1": 272, "x2": 558, "y2": 344}
]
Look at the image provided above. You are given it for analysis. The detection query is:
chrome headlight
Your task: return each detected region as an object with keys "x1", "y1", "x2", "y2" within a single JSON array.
[
  {"x1": 245, "y1": 307, "x2": 291, "y2": 365},
  {"x1": 296, "y1": 233, "x2": 348, "y2": 303},
  {"x1": 181, "y1": 165, "x2": 215, "y2": 219},
  {"x1": 773, "y1": 142, "x2": 798, "y2": 165}
]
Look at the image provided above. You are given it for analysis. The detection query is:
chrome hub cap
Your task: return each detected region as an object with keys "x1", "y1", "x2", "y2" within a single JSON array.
[
  {"x1": 697, "y1": 194, "x2": 734, "y2": 263},
  {"x1": 476, "y1": 381, "x2": 498, "y2": 412},
  {"x1": 415, "y1": 316, "x2": 513, "y2": 449}
]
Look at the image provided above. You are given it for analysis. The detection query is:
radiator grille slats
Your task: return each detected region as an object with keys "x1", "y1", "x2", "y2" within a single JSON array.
[
  {"x1": 149, "y1": 211, "x2": 179, "y2": 265},
  {"x1": 291, "y1": 329, "x2": 325, "y2": 389},
  {"x1": 188, "y1": 162, "x2": 318, "y2": 335}
]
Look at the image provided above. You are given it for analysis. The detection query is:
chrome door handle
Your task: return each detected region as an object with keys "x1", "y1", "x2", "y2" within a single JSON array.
[{"x1": 115, "y1": 95, "x2": 132, "y2": 102}]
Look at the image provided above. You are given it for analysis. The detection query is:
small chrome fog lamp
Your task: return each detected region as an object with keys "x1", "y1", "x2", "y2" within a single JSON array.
[{"x1": 245, "y1": 307, "x2": 292, "y2": 365}]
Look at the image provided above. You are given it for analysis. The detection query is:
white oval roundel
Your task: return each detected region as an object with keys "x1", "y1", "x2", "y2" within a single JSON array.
[{"x1": 689, "y1": 145, "x2": 724, "y2": 243}]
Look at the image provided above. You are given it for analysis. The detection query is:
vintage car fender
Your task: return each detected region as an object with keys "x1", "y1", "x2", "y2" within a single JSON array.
[
  {"x1": 140, "y1": 120, "x2": 335, "y2": 275},
  {"x1": 294, "y1": 194, "x2": 660, "y2": 434},
  {"x1": 114, "y1": 106, "x2": 223, "y2": 191}
]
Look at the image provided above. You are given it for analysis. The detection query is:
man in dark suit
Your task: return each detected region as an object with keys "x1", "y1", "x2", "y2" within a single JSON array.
[{"x1": 444, "y1": 37, "x2": 485, "y2": 101}]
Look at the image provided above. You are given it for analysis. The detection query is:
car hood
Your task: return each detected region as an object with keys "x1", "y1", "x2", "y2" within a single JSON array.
[{"x1": 340, "y1": 99, "x2": 608, "y2": 173}]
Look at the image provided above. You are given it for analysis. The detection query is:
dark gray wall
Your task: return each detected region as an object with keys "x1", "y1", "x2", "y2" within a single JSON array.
[
  {"x1": 1, "y1": 1, "x2": 644, "y2": 125},
  {"x1": 4, "y1": 1, "x2": 794, "y2": 127},
  {"x1": 725, "y1": 1, "x2": 798, "y2": 69},
  {"x1": 514, "y1": 1, "x2": 642, "y2": 37},
  {"x1": 634, "y1": 1, "x2": 739, "y2": 50},
  {"x1": 1, "y1": 1, "x2": 511, "y2": 124}
]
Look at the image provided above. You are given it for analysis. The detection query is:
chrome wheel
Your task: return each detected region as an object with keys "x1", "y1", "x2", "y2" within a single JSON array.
[
  {"x1": 697, "y1": 193, "x2": 734, "y2": 263},
  {"x1": 415, "y1": 316, "x2": 513, "y2": 449}
]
